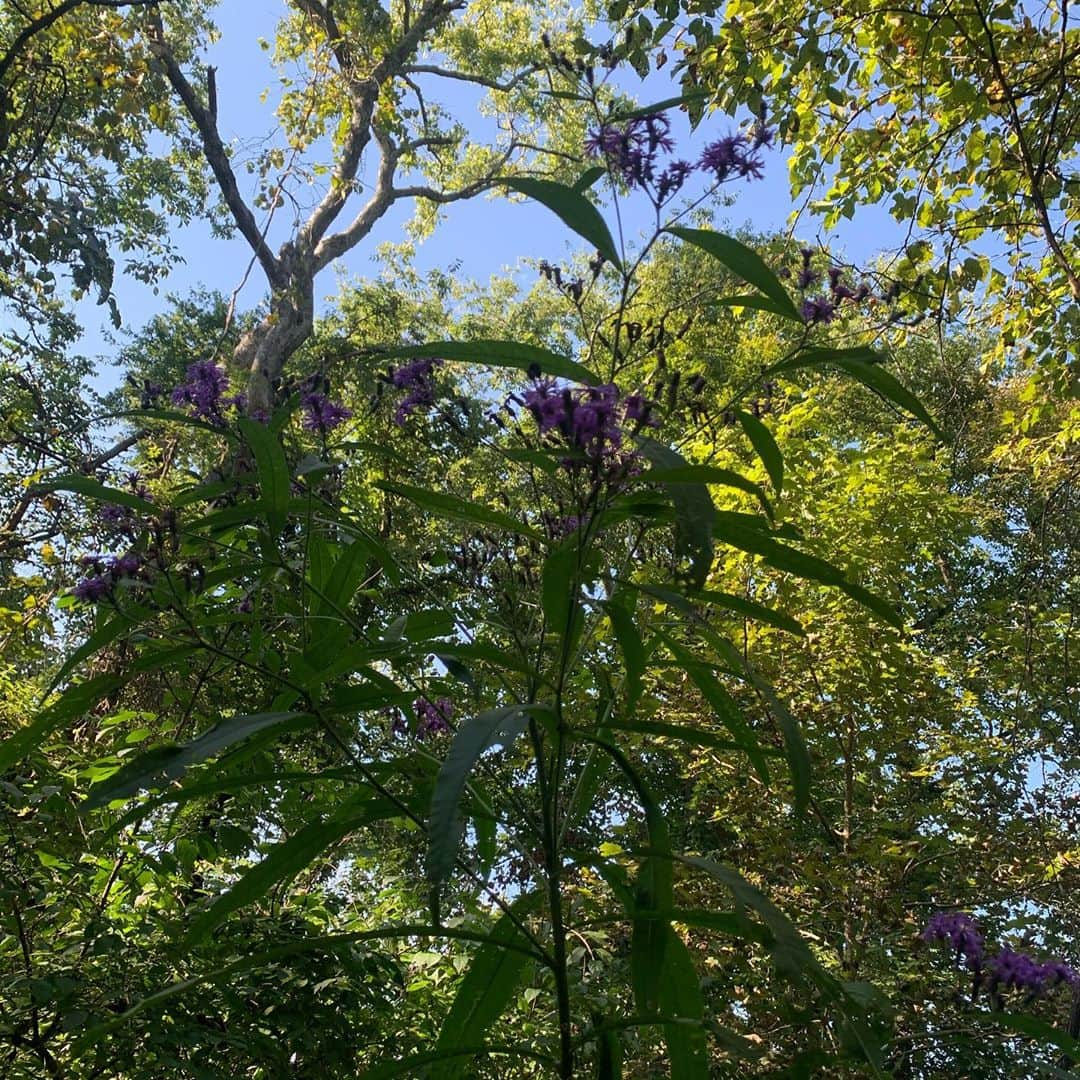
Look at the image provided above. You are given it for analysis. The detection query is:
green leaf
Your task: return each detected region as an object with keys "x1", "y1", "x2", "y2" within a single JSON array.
[
  {"x1": 379, "y1": 480, "x2": 543, "y2": 541},
  {"x1": 33, "y1": 475, "x2": 156, "y2": 515},
  {"x1": 603, "y1": 595, "x2": 646, "y2": 707},
  {"x1": 433, "y1": 892, "x2": 542, "y2": 1077},
  {"x1": 0, "y1": 647, "x2": 196, "y2": 774},
  {"x1": 711, "y1": 517, "x2": 902, "y2": 627},
  {"x1": 713, "y1": 293, "x2": 800, "y2": 317},
  {"x1": 632, "y1": 856, "x2": 672, "y2": 1014},
  {"x1": 736, "y1": 409, "x2": 783, "y2": 495},
  {"x1": 643, "y1": 464, "x2": 771, "y2": 517},
  {"x1": 990, "y1": 1012, "x2": 1080, "y2": 1061},
  {"x1": 595, "y1": 1024, "x2": 623, "y2": 1079},
  {"x1": 771, "y1": 348, "x2": 943, "y2": 438},
  {"x1": 308, "y1": 541, "x2": 371, "y2": 652},
  {"x1": 504, "y1": 177, "x2": 621, "y2": 269},
  {"x1": 361, "y1": 1045, "x2": 556, "y2": 1079},
  {"x1": 668, "y1": 228, "x2": 800, "y2": 319},
  {"x1": 48, "y1": 612, "x2": 133, "y2": 692},
  {"x1": 638, "y1": 439, "x2": 714, "y2": 589},
  {"x1": 238, "y1": 417, "x2": 290, "y2": 535},
  {"x1": 688, "y1": 589, "x2": 804, "y2": 635},
  {"x1": 185, "y1": 795, "x2": 400, "y2": 945},
  {"x1": 605, "y1": 719, "x2": 782, "y2": 757},
  {"x1": 542, "y1": 535, "x2": 581, "y2": 638},
  {"x1": 373, "y1": 339, "x2": 598, "y2": 386},
  {"x1": 608, "y1": 90, "x2": 711, "y2": 121},
  {"x1": 573, "y1": 165, "x2": 607, "y2": 193},
  {"x1": 427, "y1": 706, "x2": 541, "y2": 883},
  {"x1": 677, "y1": 855, "x2": 829, "y2": 985},
  {"x1": 662, "y1": 637, "x2": 771, "y2": 782},
  {"x1": 658, "y1": 930, "x2": 708, "y2": 1079},
  {"x1": 85, "y1": 712, "x2": 312, "y2": 808},
  {"x1": 760, "y1": 686, "x2": 811, "y2": 816}
]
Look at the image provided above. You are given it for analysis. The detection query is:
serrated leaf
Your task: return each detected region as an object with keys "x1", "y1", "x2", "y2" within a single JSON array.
[
  {"x1": 33, "y1": 475, "x2": 156, "y2": 515},
  {"x1": 771, "y1": 348, "x2": 942, "y2": 438},
  {"x1": 505, "y1": 177, "x2": 621, "y2": 269},
  {"x1": 658, "y1": 930, "x2": 708, "y2": 1078},
  {"x1": 638, "y1": 440, "x2": 714, "y2": 589},
  {"x1": 644, "y1": 464, "x2": 771, "y2": 517},
  {"x1": 542, "y1": 536, "x2": 581, "y2": 637},
  {"x1": 238, "y1": 418, "x2": 290, "y2": 535},
  {"x1": 185, "y1": 796, "x2": 400, "y2": 945},
  {"x1": 433, "y1": 892, "x2": 542, "y2": 1078},
  {"x1": 712, "y1": 517, "x2": 901, "y2": 627},
  {"x1": 603, "y1": 595, "x2": 646, "y2": 707}
]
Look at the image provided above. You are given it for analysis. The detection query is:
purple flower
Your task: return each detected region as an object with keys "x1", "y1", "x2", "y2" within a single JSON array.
[
  {"x1": 698, "y1": 133, "x2": 765, "y2": 182},
  {"x1": 656, "y1": 160, "x2": 694, "y2": 203},
  {"x1": 921, "y1": 912, "x2": 985, "y2": 971},
  {"x1": 585, "y1": 113, "x2": 672, "y2": 190},
  {"x1": 72, "y1": 576, "x2": 111, "y2": 603},
  {"x1": 109, "y1": 553, "x2": 142, "y2": 577},
  {"x1": 390, "y1": 359, "x2": 443, "y2": 425},
  {"x1": 801, "y1": 297, "x2": 836, "y2": 324},
  {"x1": 301, "y1": 392, "x2": 353, "y2": 433},
  {"x1": 236, "y1": 595, "x2": 254, "y2": 614},
  {"x1": 171, "y1": 361, "x2": 231, "y2": 422},
  {"x1": 414, "y1": 696, "x2": 453, "y2": 737}
]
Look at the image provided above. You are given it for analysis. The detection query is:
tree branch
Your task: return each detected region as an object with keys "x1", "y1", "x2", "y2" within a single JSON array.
[
  {"x1": 146, "y1": 11, "x2": 284, "y2": 288},
  {"x1": 295, "y1": 0, "x2": 464, "y2": 251},
  {"x1": 313, "y1": 128, "x2": 400, "y2": 271},
  {"x1": 402, "y1": 62, "x2": 542, "y2": 93}
]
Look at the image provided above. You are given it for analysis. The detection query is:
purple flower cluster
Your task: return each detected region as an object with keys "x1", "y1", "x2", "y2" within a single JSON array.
[
  {"x1": 171, "y1": 361, "x2": 245, "y2": 423},
  {"x1": 987, "y1": 950, "x2": 1079, "y2": 995},
  {"x1": 921, "y1": 911, "x2": 985, "y2": 971},
  {"x1": 520, "y1": 379, "x2": 656, "y2": 467},
  {"x1": 795, "y1": 250, "x2": 873, "y2": 325},
  {"x1": 922, "y1": 911, "x2": 1078, "y2": 998},
  {"x1": 71, "y1": 551, "x2": 146, "y2": 604},
  {"x1": 390, "y1": 358, "x2": 443, "y2": 425},
  {"x1": 416, "y1": 696, "x2": 453, "y2": 736},
  {"x1": 301, "y1": 392, "x2": 353, "y2": 433},
  {"x1": 584, "y1": 111, "x2": 770, "y2": 204}
]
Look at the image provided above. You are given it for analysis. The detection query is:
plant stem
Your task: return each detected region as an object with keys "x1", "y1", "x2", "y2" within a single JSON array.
[{"x1": 531, "y1": 717, "x2": 574, "y2": 1077}]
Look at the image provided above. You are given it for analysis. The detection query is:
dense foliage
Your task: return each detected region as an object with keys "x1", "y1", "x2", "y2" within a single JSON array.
[{"x1": 1, "y1": 1, "x2": 1077, "y2": 1077}]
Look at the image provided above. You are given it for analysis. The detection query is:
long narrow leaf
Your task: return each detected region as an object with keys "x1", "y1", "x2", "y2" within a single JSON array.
[
  {"x1": 669, "y1": 228, "x2": 800, "y2": 320},
  {"x1": 504, "y1": 177, "x2": 622, "y2": 269}
]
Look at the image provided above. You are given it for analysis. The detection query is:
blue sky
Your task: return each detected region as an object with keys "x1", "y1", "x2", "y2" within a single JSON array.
[{"x1": 74, "y1": 2, "x2": 902, "y2": 380}]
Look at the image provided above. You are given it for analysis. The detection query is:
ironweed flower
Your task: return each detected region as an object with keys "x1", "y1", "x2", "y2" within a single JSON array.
[
  {"x1": 171, "y1": 360, "x2": 229, "y2": 420},
  {"x1": 697, "y1": 133, "x2": 766, "y2": 182},
  {"x1": 72, "y1": 576, "x2": 111, "y2": 602},
  {"x1": 301, "y1": 392, "x2": 353, "y2": 433},
  {"x1": 986, "y1": 950, "x2": 1078, "y2": 996},
  {"x1": 414, "y1": 697, "x2": 453, "y2": 737},
  {"x1": 390, "y1": 358, "x2": 443, "y2": 425},
  {"x1": 921, "y1": 911, "x2": 985, "y2": 971},
  {"x1": 801, "y1": 297, "x2": 837, "y2": 325}
]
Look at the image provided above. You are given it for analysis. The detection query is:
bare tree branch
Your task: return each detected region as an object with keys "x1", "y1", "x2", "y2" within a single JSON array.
[
  {"x1": 402, "y1": 62, "x2": 542, "y2": 93},
  {"x1": 313, "y1": 128, "x2": 400, "y2": 271},
  {"x1": 146, "y1": 10, "x2": 284, "y2": 289}
]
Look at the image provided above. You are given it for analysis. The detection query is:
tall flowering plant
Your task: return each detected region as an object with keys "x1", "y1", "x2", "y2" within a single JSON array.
[{"x1": 8, "y1": 72, "x2": 947, "y2": 1078}]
